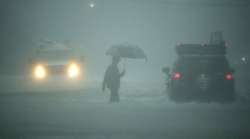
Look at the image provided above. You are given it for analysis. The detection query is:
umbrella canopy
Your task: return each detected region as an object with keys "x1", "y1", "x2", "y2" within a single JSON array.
[{"x1": 106, "y1": 44, "x2": 147, "y2": 59}]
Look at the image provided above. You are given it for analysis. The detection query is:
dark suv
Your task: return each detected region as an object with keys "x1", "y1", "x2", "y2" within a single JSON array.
[{"x1": 163, "y1": 34, "x2": 235, "y2": 102}]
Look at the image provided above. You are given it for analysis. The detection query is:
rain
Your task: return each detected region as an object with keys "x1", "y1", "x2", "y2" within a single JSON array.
[{"x1": 0, "y1": 0, "x2": 250, "y2": 138}]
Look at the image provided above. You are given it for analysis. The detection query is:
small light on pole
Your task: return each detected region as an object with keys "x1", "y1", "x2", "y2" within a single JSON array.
[{"x1": 241, "y1": 57, "x2": 246, "y2": 62}]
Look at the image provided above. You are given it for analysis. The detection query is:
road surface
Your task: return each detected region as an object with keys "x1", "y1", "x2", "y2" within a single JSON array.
[{"x1": 0, "y1": 77, "x2": 250, "y2": 139}]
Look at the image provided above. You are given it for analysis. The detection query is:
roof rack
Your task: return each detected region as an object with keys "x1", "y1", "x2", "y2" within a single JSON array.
[{"x1": 176, "y1": 43, "x2": 226, "y2": 55}]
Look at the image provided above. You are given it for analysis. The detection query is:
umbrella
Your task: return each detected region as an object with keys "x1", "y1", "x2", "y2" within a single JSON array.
[{"x1": 106, "y1": 43, "x2": 147, "y2": 60}]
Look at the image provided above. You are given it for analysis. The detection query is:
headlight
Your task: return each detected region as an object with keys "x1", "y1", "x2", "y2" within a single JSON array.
[
  {"x1": 33, "y1": 64, "x2": 47, "y2": 79},
  {"x1": 67, "y1": 63, "x2": 80, "y2": 78}
]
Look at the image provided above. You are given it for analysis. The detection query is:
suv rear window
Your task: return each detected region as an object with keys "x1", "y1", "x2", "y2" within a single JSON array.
[{"x1": 175, "y1": 56, "x2": 229, "y2": 74}]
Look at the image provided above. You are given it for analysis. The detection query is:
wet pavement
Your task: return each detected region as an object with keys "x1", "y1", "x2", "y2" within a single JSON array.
[{"x1": 0, "y1": 77, "x2": 250, "y2": 138}]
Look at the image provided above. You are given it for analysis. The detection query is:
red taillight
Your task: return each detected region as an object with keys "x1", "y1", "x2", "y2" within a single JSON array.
[
  {"x1": 225, "y1": 73, "x2": 233, "y2": 80},
  {"x1": 174, "y1": 72, "x2": 182, "y2": 80}
]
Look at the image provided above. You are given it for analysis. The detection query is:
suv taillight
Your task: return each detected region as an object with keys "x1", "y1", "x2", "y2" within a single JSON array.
[
  {"x1": 173, "y1": 72, "x2": 182, "y2": 80},
  {"x1": 225, "y1": 73, "x2": 233, "y2": 80}
]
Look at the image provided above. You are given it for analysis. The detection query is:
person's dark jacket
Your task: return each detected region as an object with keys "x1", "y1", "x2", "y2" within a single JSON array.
[{"x1": 103, "y1": 64, "x2": 125, "y2": 91}]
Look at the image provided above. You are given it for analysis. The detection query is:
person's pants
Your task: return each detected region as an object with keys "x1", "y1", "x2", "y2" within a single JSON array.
[{"x1": 110, "y1": 87, "x2": 119, "y2": 102}]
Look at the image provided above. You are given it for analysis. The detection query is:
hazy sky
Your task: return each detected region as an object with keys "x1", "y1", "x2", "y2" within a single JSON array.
[{"x1": 0, "y1": 0, "x2": 250, "y2": 81}]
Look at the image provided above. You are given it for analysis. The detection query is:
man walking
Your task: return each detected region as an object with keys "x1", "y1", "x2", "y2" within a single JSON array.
[{"x1": 102, "y1": 56, "x2": 125, "y2": 102}]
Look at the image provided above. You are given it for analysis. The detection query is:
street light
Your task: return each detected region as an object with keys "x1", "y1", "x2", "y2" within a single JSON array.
[{"x1": 89, "y1": 2, "x2": 95, "y2": 8}]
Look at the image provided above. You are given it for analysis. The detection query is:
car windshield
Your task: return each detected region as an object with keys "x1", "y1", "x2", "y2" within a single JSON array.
[{"x1": 36, "y1": 50, "x2": 77, "y2": 61}]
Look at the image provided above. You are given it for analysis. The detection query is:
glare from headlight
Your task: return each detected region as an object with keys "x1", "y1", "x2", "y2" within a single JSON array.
[
  {"x1": 67, "y1": 63, "x2": 80, "y2": 78},
  {"x1": 34, "y1": 64, "x2": 47, "y2": 79}
]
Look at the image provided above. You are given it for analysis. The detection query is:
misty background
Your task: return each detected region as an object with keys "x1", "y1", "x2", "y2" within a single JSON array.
[{"x1": 0, "y1": 0, "x2": 249, "y2": 82}]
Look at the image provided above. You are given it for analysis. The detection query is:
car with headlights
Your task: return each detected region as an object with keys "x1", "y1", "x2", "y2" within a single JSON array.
[
  {"x1": 29, "y1": 41, "x2": 84, "y2": 83},
  {"x1": 163, "y1": 32, "x2": 235, "y2": 103}
]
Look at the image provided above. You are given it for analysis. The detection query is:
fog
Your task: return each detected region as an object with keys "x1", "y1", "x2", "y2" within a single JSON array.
[
  {"x1": 1, "y1": 1, "x2": 250, "y2": 138},
  {"x1": 0, "y1": 0, "x2": 249, "y2": 82}
]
